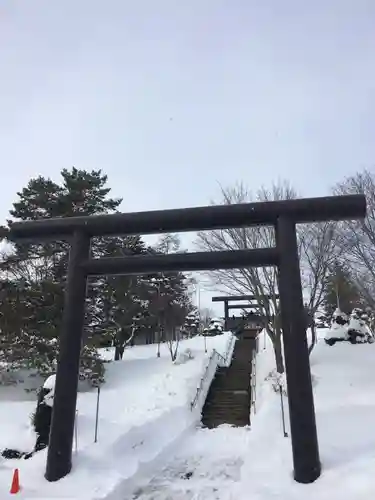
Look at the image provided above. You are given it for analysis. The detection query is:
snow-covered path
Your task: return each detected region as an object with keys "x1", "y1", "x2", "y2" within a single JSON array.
[
  {"x1": 128, "y1": 426, "x2": 250, "y2": 500},
  {"x1": 126, "y1": 341, "x2": 375, "y2": 500}
]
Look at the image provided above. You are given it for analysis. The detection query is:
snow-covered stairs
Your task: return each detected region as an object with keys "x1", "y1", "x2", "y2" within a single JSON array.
[{"x1": 201, "y1": 335, "x2": 256, "y2": 428}]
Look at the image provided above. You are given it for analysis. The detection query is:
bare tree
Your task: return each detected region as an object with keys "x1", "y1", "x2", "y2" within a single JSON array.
[
  {"x1": 333, "y1": 169, "x2": 375, "y2": 309},
  {"x1": 196, "y1": 180, "x2": 339, "y2": 368},
  {"x1": 196, "y1": 181, "x2": 297, "y2": 372},
  {"x1": 113, "y1": 323, "x2": 137, "y2": 360},
  {"x1": 165, "y1": 326, "x2": 181, "y2": 361},
  {"x1": 298, "y1": 221, "x2": 338, "y2": 351}
]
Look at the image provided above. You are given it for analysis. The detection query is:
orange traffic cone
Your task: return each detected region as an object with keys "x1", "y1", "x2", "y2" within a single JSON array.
[{"x1": 10, "y1": 468, "x2": 20, "y2": 494}]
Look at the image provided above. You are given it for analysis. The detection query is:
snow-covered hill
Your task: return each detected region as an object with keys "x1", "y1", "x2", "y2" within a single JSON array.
[
  {"x1": 0, "y1": 333, "x2": 232, "y2": 498},
  {"x1": 125, "y1": 331, "x2": 375, "y2": 499},
  {"x1": 1, "y1": 329, "x2": 375, "y2": 499}
]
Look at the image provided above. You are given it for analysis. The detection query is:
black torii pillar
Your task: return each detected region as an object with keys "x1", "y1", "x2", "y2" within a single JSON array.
[{"x1": 276, "y1": 217, "x2": 320, "y2": 482}]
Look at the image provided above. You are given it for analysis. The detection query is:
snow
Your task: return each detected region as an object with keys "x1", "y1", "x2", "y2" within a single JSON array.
[
  {"x1": 121, "y1": 331, "x2": 375, "y2": 499},
  {"x1": 0, "y1": 332, "x2": 232, "y2": 498},
  {"x1": 325, "y1": 322, "x2": 349, "y2": 341},
  {"x1": 42, "y1": 374, "x2": 56, "y2": 390},
  {"x1": 325, "y1": 308, "x2": 374, "y2": 344},
  {"x1": 1, "y1": 328, "x2": 375, "y2": 499}
]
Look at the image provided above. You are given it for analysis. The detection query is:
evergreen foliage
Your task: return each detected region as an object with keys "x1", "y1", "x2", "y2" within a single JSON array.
[{"x1": 0, "y1": 168, "x2": 194, "y2": 387}]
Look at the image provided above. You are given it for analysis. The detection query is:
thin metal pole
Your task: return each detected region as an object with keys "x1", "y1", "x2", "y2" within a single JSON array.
[
  {"x1": 94, "y1": 386, "x2": 100, "y2": 443},
  {"x1": 157, "y1": 282, "x2": 161, "y2": 357},
  {"x1": 279, "y1": 384, "x2": 288, "y2": 438},
  {"x1": 45, "y1": 231, "x2": 90, "y2": 482},
  {"x1": 276, "y1": 217, "x2": 321, "y2": 484},
  {"x1": 74, "y1": 410, "x2": 78, "y2": 453}
]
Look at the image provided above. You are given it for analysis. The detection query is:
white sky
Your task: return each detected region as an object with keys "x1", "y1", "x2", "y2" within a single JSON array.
[{"x1": 1, "y1": 0, "x2": 375, "y2": 313}]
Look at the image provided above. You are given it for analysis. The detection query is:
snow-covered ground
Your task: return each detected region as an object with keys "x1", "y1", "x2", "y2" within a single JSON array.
[
  {"x1": 1, "y1": 327, "x2": 375, "y2": 499},
  {"x1": 236, "y1": 332, "x2": 375, "y2": 500},
  {"x1": 0, "y1": 333, "x2": 232, "y2": 498},
  {"x1": 124, "y1": 328, "x2": 375, "y2": 500}
]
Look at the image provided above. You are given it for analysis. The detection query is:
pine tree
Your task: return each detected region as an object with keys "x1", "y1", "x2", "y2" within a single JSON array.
[
  {"x1": 1, "y1": 171, "x2": 195, "y2": 383},
  {"x1": 183, "y1": 310, "x2": 200, "y2": 337},
  {"x1": 148, "y1": 234, "x2": 194, "y2": 342},
  {"x1": 0, "y1": 168, "x2": 144, "y2": 385}
]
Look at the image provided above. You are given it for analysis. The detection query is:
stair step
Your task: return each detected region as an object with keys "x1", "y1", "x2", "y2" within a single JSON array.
[
  {"x1": 213, "y1": 377, "x2": 251, "y2": 381},
  {"x1": 201, "y1": 343, "x2": 254, "y2": 429},
  {"x1": 205, "y1": 400, "x2": 249, "y2": 405},
  {"x1": 203, "y1": 412, "x2": 249, "y2": 416},
  {"x1": 205, "y1": 400, "x2": 249, "y2": 404},
  {"x1": 202, "y1": 414, "x2": 249, "y2": 418},
  {"x1": 202, "y1": 421, "x2": 250, "y2": 428},
  {"x1": 213, "y1": 378, "x2": 251, "y2": 382},
  {"x1": 207, "y1": 391, "x2": 250, "y2": 395},
  {"x1": 204, "y1": 405, "x2": 249, "y2": 411},
  {"x1": 204, "y1": 406, "x2": 249, "y2": 411},
  {"x1": 202, "y1": 421, "x2": 249, "y2": 426},
  {"x1": 211, "y1": 385, "x2": 250, "y2": 389}
]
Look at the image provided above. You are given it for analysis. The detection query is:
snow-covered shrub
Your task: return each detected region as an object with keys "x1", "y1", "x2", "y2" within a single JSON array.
[
  {"x1": 31, "y1": 374, "x2": 55, "y2": 452},
  {"x1": 205, "y1": 317, "x2": 224, "y2": 336},
  {"x1": 347, "y1": 308, "x2": 374, "y2": 344},
  {"x1": 333, "y1": 308, "x2": 349, "y2": 326},
  {"x1": 265, "y1": 369, "x2": 287, "y2": 396},
  {"x1": 325, "y1": 308, "x2": 349, "y2": 345},
  {"x1": 173, "y1": 348, "x2": 194, "y2": 365},
  {"x1": 315, "y1": 312, "x2": 329, "y2": 328},
  {"x1": 325, "y1": 307, "x2": 375, "y2": 346}
]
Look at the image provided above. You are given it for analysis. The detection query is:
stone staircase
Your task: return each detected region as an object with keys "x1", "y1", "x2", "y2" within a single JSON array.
[{"x1": 201, "y1": 333, "x2": 257, "y2": 428}]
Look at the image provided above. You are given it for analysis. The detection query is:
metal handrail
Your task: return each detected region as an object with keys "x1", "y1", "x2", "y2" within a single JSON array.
[
  {"x1": 223, "y1": 333, "x2": 235, "y2": 364},
  {"x1": 214, "y1": 349, "x2": 226, "y2": 365},
  {"x1": 190, "y1": 334, "x2": 236, "y2": 410},
  {"x1": 190, "y1": 350, "x2": 218, "y2": 410},
  {"x1": 250, "y1": 336, "x2": 258, "y2": 418},
  {"x1": 219, "y1": 332, "x2": 236, "y2": 367}
]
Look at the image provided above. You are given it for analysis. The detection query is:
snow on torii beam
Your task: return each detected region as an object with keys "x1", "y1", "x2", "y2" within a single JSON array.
[{"x1": 7, "y1": 194, "x2": 366, "y2": 486}]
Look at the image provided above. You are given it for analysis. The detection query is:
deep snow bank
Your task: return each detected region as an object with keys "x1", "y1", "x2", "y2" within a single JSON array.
[{"x1": 238, "y1": 338, "x2": 375, "y2": 500}]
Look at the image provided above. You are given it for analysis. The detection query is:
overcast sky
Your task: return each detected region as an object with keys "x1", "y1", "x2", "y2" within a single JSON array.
[{"x1": 1, "y1": 0, "x2": 374, "y2": 313}]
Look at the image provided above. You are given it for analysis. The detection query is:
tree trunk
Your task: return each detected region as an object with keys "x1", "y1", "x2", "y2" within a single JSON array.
[
  {"x1": 269, "y1": 328, "x2": 284, "y2": 374},
  {"x1": 114, "y1": 344, "x2": 124, "y2": 360},
  {"x1": 308, "y1": 323, "x2": 317, "y2": 356}
]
